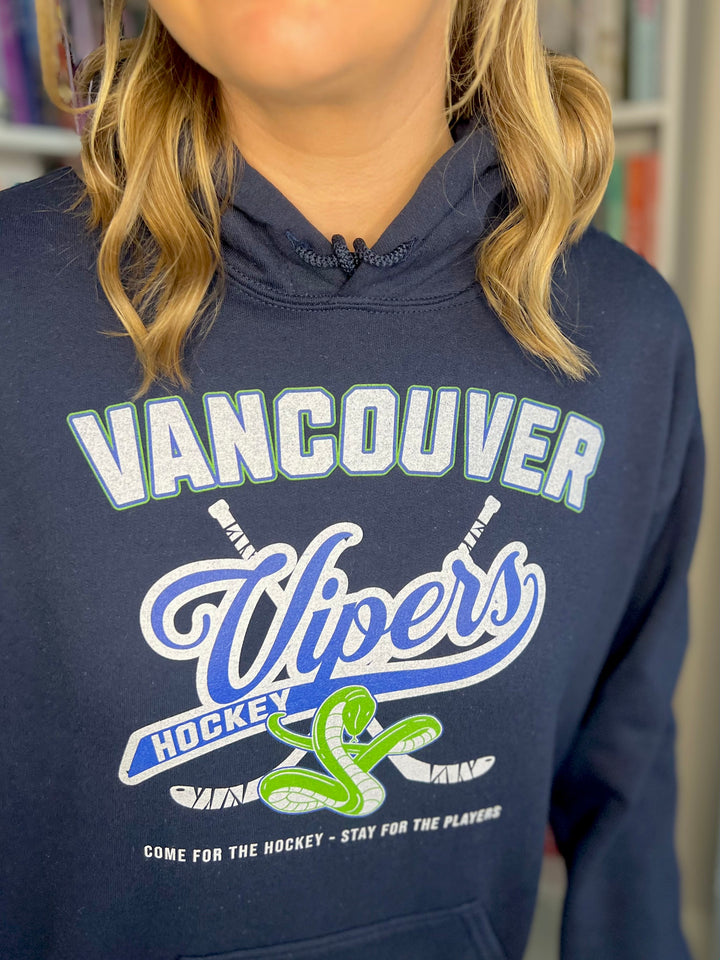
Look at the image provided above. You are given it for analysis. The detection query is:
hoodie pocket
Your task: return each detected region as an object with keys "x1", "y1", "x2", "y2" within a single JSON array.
[{"x1": 178, "y1": 899, "x2": 508, "y2": 960}]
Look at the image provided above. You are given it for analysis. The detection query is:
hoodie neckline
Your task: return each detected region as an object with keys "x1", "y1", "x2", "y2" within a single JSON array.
[{"x1": 220, "y1": 116, "x2": 505, "y2": 302}]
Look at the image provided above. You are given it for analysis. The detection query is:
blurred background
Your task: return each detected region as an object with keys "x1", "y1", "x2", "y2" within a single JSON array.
[{"x1": 0, "y1": 1, "x2": 717, "y2": 957}]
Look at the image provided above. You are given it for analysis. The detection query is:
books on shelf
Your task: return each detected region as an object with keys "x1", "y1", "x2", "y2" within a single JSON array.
[
  {"x1": 537, "y1": 0, "x2": 575, "y2": 56},
  {"x1": 0, "y1": 0, "x2": 33, "y2": 124},
  {"x1": 65, "y1": 0, "x2": 104, "y2": 68},
  {"x1": 624, "y1": 152, "x2": 659, "y2": 265},
  {"x1": 543, "y1": 824, "x2": 560, "y2": 857},
  {"x1": 574, "y1": 0, "x2": 626, "y2": 102},
  {"x1": 595, "y1": 151, "x2": 660, "y2": 267},
  {"x1": 627, "y1": 0, "x2": 663, "y2": 101},
  {"x1": 0, "y1": 0, "x2": 145, "y2": 129},
  {"x1": 2, "y1": 0, "x2": 667, "y2": 136},
  {"x1": 0, "y1": 0, "x2": 75, "y2": 128},
  {"x1": 0, "y1": 0, "x2": 665, "y2": 271},
  {"x1": 538, "y1": 0, "x2": 664, "y2": 101}
]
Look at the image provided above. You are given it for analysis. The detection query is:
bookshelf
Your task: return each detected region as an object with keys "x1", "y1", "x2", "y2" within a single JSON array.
[
  {"x1": 0, "y1": 0, "x2": 139, "y2": 188},
  {"x1": 0, "y1": 116, "x2": 79, "y2": 193},
  {"x1": 607, "y1": 0, "x2": 686, "y2": 285},
  {"x1": 0, "y1": 118, "x2": 79, "y2": 153},
  {"x1": 1, "y1": 2, "x2": 712, "y2": 958},
  {"x1": 0, "y1": 2, "x2": 685, "y2": 290},
  {"x1": 0, "y1": 121, "x2": 78, "y2": 189},
  {"x1": 525, "y1": 1, "x2": 687, "y2": 957}
]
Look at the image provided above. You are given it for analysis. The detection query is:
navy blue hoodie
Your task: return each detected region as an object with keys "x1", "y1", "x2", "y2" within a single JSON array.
[{"x1": 0, "y1": 117, "x2": 704, "y2": 960}]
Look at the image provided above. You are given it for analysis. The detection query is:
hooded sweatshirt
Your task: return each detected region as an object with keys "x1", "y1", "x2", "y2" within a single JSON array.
[{"x1": 0, "y1": 117, "x2": 704, "y2": 960}]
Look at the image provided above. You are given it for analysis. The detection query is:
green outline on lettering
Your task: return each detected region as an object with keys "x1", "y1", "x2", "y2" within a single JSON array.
[
  {"x1": 145, "y1": 396, "x2": 217, "y2": 501},
  {"x1": 273, "y1": 386, "x2": 337, "y2": 481},
  {"x1": 499, "y1": 397, "x2": 560, "y2": 497},
  {"x1": 339, "y1": 384, "x2": 400, "y2": 478},
  {"x1": 363, "y1": 407, "x2": 376, "y2": 453},
  {"x1": 463, "y1": 390, "x2": 518, "y2": 483},
  {"x1": 541, "y1": 411, "x2": 605, "y2": 513},
  {"x1": 202, "y1": 390, "x2": 277, "y2": 489},
  {"x1": 66, "y1": 403, "x2": 150, "y2": 511},
  {"x1": 398, "y1": 385, "x2": 461, "y2": 478}
]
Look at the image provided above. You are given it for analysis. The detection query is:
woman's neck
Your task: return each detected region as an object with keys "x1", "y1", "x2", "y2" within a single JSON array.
[{"x1": 222, "y1": 63, "x2": 453, "y2": 247}]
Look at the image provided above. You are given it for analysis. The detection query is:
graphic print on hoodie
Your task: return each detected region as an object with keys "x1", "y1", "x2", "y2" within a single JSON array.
[{"x1": 0, "y1": 116, "x2": 704, "y2": 960}]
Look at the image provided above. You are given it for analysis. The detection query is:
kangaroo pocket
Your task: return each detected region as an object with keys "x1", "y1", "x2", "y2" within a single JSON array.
[{"x1": 178, "y1": 899, "x2": 508, "y2": 960}]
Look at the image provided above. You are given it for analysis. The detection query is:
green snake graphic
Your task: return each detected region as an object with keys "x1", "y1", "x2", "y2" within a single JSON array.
[{"x1": 258, "y1": 685, "x2": 442, "y2": 816}]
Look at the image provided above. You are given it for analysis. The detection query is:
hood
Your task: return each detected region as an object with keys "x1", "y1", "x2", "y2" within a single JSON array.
[{"x1": 220, "y1": 116, "x2": 505, "y2": 301}]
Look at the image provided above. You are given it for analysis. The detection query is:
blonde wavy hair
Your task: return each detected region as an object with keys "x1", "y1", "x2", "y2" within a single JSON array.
[{"x1": 35, "y1": 0, "x2": 613, "y2": 397}]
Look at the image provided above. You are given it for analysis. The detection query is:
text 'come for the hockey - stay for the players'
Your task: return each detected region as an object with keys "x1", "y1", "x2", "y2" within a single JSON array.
[{"x1": 142, "y1": 805, "x2": 503, "y2": 865}]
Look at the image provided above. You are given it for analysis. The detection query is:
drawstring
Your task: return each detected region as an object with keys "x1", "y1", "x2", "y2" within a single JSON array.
[{"x1": 286, "y1": 231, "x2": 416, "y2": 276}]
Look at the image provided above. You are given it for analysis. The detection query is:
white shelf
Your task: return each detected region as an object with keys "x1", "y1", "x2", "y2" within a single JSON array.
[
  {"x1": 0, "y1": 105, "x2": 670, "y2": 153},
  {"x1": 612, "y1": 99, "x2": 668, "y2": 129},
  {"x1": 0, "y1": 120, "x2": 80, "y2": 156},
  {"x1": 523, "y1": 855, "x2": 566, "y2": 960},
  {"x1": 1, "y1": 0, "x2": 684, "y2": 287}
]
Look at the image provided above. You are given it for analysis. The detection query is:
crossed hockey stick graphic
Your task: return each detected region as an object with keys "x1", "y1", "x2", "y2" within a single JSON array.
[{"x1": 170, "y1": 496, "x2": 501, "y2": 811}]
